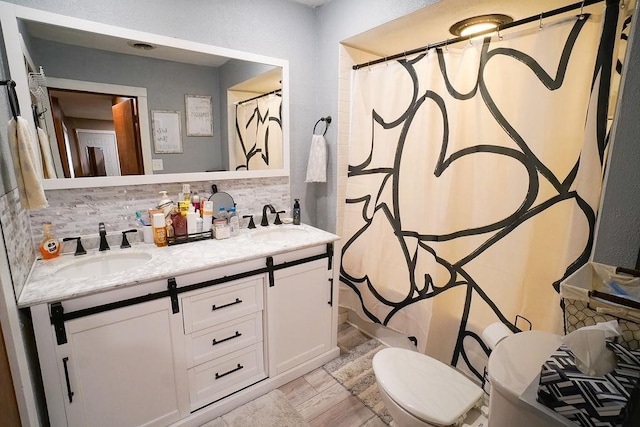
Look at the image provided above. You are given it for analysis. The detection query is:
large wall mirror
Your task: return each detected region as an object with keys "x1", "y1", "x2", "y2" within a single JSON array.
[{"x1": 0, "y1": 2, "x2": 289, "y2": 190}]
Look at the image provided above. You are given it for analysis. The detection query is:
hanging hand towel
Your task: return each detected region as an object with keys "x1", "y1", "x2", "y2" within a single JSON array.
[
  {"x1": 8, "y1": 117, "x2": 48, "y2": 210},
  {"x1": 37, "y1": 127, "x2": 57, "y2": 179},
  {"x1": 305, "y1": 134, "x2": 327, "y2": 183}
]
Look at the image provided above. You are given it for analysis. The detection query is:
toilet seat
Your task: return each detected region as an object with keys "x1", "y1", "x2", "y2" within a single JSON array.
[{"x1": 373, "y1": 348, "x2": 483, "y2": 426}]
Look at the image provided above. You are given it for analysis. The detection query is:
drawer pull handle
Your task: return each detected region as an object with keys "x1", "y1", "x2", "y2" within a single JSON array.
[
  {"x1": 62, "y1": 357, "x2": 74, "y2": 403},
  {"x1": 212, "y1": 298, "x2": 242, "y2": 311},
  {"x1": 212, "y1": 331, "x2": 242, "y2": 346},
  {"x1": 215, "y1": 363, "x2": 244, "y2": 380}
]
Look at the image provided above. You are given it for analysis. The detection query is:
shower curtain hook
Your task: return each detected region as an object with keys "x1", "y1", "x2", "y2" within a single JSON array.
[
  {"x1": 445, "y1": 39, "x2": 449, "y2": 52},
  {"x1": 497, "y1": 27, "x2": 503, "y2": 41},
  {"x1": 539, "y1": 13, "x2": 544, "y2": 30},
  {"x1": 621, "y1": 0, "x2": 625, "y2": 9},
  {"x1": 579, "y1": 0, "x2": 585, "y2": 19}
]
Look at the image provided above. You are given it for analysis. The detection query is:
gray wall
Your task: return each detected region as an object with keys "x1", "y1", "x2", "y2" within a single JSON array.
[{"x1": 592, "y1": 8, "x2": 640, "y2": 268}]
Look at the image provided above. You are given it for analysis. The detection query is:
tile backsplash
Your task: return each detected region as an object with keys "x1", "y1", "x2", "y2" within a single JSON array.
[
  {"x1": 0, "y1": 188, "x2": 36, "y2": 298},
  {"x1": 29, "y1": 177, "x2": 291, "y2": 252}
]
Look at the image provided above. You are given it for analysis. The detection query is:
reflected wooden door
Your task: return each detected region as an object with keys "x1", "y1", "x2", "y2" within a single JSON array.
[{"x1": 112, "y1": 98, "x2": 143, "y2": 175}]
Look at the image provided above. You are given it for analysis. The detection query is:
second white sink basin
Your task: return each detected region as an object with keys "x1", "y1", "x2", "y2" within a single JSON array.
[
  {"x1": 55, "y1": 252, "x2": 152, "y2": 279},
  {"x1": 250, "y1": 225, "x2": 309, "y2": 242}
]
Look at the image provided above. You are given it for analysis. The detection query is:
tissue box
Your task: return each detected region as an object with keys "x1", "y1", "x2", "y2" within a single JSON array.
[{"x1": 537, "y1": 342, "x2": 640, "y2": 426}]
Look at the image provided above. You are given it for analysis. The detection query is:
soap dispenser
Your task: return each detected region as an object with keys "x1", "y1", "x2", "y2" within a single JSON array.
[
  {"x1": 39, "y1": 223, "x2": 61, "y2": 259},
  {"x1": 293, "y1": 199, "x2": 301, "y2": 225}
]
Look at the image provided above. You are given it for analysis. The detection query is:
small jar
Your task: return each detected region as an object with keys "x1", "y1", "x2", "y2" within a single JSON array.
[{"x1": 214, "y1": 218, "x2": 230, "y2": 240}]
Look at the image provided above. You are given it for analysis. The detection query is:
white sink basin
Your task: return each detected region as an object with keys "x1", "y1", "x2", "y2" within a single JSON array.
[
  {"x1": 250, "y1": 225, "x2": 309, "y2": 242},
  {"x1": 55, "y1": 252, "x2": 152, "y2": 279}
]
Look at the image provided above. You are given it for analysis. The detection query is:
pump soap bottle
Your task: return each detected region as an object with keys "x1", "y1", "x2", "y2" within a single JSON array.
[
  {"x1": 293, "y1": 199, "x2": 301, "y2": 225},
  {"x1": 39, "y1": 223, "x2": 61, "y2": 259}
]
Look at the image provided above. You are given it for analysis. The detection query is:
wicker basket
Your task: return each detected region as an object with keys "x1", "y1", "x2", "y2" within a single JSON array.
[{"x1": 560, "y1": 262, "x2": 640, "y2": 350}]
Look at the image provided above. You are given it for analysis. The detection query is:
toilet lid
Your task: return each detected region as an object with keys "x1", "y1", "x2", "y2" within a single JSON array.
[{"x1": 373, "y1": 348, "x2": 483, "y2": 426}]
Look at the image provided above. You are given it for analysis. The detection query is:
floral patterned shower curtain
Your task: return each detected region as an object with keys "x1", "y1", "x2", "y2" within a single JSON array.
[{"x1": 340, "y1": 1, "x2": 624, "y2": 379}]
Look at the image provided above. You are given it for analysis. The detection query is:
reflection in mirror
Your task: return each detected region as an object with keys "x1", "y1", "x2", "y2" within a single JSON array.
[
  {"x1": 47, "y1": 87, "x2": 144, "y2": 178},
  {"x1": 228, "y1": 68, "x2": 282, "y2": 171},
  {"x1": 0, "y1": 4, "x2": 289, "y2": 189}
]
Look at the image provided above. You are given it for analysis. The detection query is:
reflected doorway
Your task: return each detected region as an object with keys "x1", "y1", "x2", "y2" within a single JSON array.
[{"x1": 48, "y1": 88, "x2": 144, "y2": 178}]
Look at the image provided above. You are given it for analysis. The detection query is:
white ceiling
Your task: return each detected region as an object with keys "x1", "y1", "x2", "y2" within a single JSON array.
[
  {"x1": 344, "y1": 0, "x2": 636, "y2": 59},
  {"x1": 286, "y1": 0, "x2": 332, "y2": 8}
]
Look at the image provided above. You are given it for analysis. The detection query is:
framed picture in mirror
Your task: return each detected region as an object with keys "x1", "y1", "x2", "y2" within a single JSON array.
[
  {"x1": 152, "y1": 110, "x2": 183, "y2": 154},
  {"x1": 185, "y1": 95, "x2": 213, "y2": 137}
]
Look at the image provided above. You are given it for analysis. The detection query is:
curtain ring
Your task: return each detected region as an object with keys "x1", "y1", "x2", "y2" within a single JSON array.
[
  {"x1": 538, "y1": 13, "x2": 544, "y2": 30},
  {"x1": 579, "y1": 0, "x2": 585, "y2": 19},
  {"x1": 621, "y1": 0, "x2": 625, "y2": 9},
  {"x1": 445, "y1": 39, "x2": 449, "y2": 52},
  {"x1": 497, "y1": 27, "x2": 503, "y2": 41}
]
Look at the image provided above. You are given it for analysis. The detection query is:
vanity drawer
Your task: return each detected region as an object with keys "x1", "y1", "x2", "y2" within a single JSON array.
[
  {"x1": 187, "y1": 343, "x2": 265, "y2": 410},
  {"x1": 182, "y1": 277, "x2": 264, "y2": 334},
  {"x1": 185, "y1": 312, "x2": 262, "y2": 368}
]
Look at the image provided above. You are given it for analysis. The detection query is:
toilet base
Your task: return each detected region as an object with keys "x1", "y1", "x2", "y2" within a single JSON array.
[{"x1": 378, "y1": 380, "x2": 488, "y2": 427}]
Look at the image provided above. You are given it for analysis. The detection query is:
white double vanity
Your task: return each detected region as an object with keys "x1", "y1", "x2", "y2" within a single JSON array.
[{"x1": 19, "y1": 224, "x2": 339, "y2": 426}]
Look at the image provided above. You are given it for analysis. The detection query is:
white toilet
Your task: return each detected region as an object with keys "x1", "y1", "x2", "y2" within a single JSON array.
[{"x1": 372, "y1": 330, "x2": 563, "y2": 427}]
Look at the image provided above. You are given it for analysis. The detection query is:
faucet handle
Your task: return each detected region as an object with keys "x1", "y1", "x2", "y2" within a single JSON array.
[
  {"x1": 63, "y1": 237, "x2": 87, "y2": 256},
  {"x1": 120, "y1": 229, "x2": 138, "y2": 249},
  {"x1": 243, "y1": 215, "x2": 256, "y2": 229},
  {"x1": 274, "y1": 211, "x2": 285, "y2": 225}
]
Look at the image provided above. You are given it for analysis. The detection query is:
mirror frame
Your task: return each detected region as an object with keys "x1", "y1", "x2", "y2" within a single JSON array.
[{"x1": 0, "y1": 1, "x2": 290, "y2": 190}]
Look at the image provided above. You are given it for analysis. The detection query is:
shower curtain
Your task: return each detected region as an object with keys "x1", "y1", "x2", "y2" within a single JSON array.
[
  {"x1": 233, "y1": 93, "x2": 283, "y2": 171},
  {"x1": 340, "y1": 1, "x2": 624, "y2": 379}
]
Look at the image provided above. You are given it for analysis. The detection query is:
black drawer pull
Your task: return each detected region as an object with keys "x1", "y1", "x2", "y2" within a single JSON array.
[
  {"x1": 215, "y1": 363, "x2": 243, "y2": 380},
  {"x1": 62, "y1": 357, "x2": 74, "y2": 403},
  {"x1": 212, "y1": 298, "x2": 242, "y2": 311},
  {"x1": 212, "y1": 331, "x2": 242, "y2": 346}
]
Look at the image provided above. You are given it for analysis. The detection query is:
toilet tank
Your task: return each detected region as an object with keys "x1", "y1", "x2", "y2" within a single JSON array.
[{"x1": 487, "y1": 331, "x2": 562, "y2": 427}]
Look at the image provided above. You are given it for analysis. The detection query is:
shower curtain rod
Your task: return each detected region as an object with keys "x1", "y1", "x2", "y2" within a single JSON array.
[
  {"x1": 237, "y1": 88, "x2": 282, "y2": 105},
  {"x1": 353, "y1": 0, "x2": 612, "y2": 70}
]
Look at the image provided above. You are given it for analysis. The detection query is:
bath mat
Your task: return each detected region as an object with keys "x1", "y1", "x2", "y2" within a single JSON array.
[
  {"x1": 201, "y1": 389, "x2": 309, "y2": 427},
  {"x1": 323, "y1": 338, "x2": 392, "y2": 425}
]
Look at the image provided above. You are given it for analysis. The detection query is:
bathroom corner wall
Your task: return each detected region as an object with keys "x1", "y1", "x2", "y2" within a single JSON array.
[{"x1": 0, "y1": 189, "x2": 35, "y2": 298}]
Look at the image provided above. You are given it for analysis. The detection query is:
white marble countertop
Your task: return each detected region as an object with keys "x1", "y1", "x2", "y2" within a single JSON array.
[{"x1": 18, "y1": 223, "x2": 339, "y2": 308}]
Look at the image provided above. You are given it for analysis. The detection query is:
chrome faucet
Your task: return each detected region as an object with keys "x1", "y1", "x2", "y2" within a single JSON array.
[
  {"x1": 98, "y1": 222, "x2": 110, "y2": 251},
  {"x1": 261, "y1": 204, "x2": 276, "y2": 226}
]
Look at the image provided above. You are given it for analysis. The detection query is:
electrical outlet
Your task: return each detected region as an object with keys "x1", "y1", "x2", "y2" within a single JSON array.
[{"x1": 152, "y1": 159, "x2": 163, "y2": 171}]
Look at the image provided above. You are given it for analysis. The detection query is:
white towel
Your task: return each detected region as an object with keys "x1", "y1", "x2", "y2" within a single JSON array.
[
  {"x1": 305, "y1": 134, "x2": 327, "y2": 183},
  {"x1": 37, "y1": 127, "x2": 57, "y2": 179},
  {"x1": 8, "y1": 117, "x2": 48, "y2": 210}
]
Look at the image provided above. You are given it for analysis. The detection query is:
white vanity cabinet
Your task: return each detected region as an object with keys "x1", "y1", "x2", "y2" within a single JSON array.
[
  {"x1": 31, "y1": 295, "x2": 189, "y2": 427},
  {"x1": 181, "y1": 277, "x2": 266, "y2": 411},
  {"x1": 267, "y1": 253, "x2": 334, "y2": 375},
  {"x1": 27, "y1": 238, "x2": 339, "y2": 427}
]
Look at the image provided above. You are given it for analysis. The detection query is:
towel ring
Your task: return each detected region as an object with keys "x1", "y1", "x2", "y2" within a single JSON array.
[{"x1": 313, "y1": 116, "x2": 332, "y2": 136}]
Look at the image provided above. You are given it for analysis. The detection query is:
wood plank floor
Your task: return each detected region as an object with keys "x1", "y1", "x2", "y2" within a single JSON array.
[{"x1": 277, "y1": 323, "x2": 387, "y2": 426}]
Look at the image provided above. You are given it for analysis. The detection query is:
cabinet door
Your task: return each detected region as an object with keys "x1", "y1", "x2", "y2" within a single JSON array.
[
  {"x1": 267, "y1": 258, "x2": 333, "y2": 375},
  {"x1": 57, "y1": 299, "x2": 188, "y2": 427}
]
